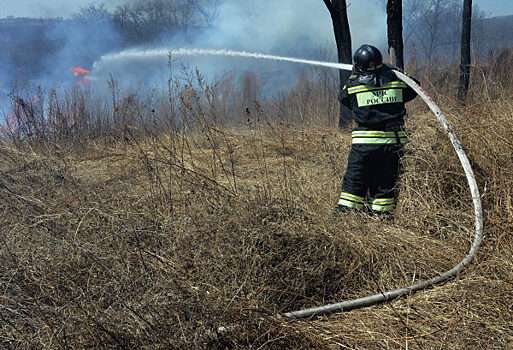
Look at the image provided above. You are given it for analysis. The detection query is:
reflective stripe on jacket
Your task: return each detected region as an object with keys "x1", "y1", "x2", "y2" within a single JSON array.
[{"x1": 351, "y1": 130, "x2": 407, "y2": 144}]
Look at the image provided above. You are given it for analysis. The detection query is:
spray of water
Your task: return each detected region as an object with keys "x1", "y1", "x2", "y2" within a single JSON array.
[{"x1": 92, "y1": 48, "x2": 353, "y2": 75}]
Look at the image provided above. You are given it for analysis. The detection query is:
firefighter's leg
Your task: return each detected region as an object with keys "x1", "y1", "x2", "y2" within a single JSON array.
[
  {"x1": 368, "y1": 144, "x2": 403, "y2": 213},
  {"x1": 337, "y1": 145, "x2": 371, "y2": 211}
]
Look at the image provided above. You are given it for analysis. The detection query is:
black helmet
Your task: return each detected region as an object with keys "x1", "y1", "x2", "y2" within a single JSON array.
[{"x1": 353, "y1": 44, "x2": 383, "y2": 72}]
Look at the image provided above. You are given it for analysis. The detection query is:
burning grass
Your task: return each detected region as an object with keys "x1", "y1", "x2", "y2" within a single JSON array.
[{"x1": 1, "y1": 64, "x2": 513, "y2": 348}]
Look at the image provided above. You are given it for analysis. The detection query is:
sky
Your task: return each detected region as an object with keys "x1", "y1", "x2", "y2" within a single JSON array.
[
  {"x1": 475, "y1": 0, "x2": 513, "y2": 17},
  {"x1": 1, "y1": 0, "x2": 513, "y2": 19},
  {"x1": 0, "y1": 0, "x2": 124, "y2": 18}
]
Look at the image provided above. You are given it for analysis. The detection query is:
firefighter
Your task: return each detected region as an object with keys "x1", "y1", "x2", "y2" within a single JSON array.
[{"x1": 334, "y1": 44, "x2": 418, "y2": 216}]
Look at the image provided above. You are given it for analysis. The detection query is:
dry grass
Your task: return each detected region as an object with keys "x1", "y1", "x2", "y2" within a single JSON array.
[{"x1": 1, "y1": 58, "x2": 513, "y2": 348}]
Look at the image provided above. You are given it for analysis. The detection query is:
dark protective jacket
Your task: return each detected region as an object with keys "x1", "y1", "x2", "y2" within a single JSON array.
[{"x1": 338, "y1": 65, "x2": 418, "y2": 131}]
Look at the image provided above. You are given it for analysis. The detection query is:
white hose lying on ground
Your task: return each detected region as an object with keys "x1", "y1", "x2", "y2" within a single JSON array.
[{"x1": 94, "y1": 49, "x2": 484, "y2": 318}]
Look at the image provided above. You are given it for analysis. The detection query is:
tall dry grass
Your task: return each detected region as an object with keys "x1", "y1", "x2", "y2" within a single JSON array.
[{"x1": 1, "y1": 51, "x2": 512, "y2": 348}]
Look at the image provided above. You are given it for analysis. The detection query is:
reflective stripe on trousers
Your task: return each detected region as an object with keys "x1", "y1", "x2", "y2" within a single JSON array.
[
  {"x1": 368, "y1": 197, "x2": 395, "y2": 211},
  {"x1": 338, "y1": 194, "x2": 396, "y2": 212},
  {"x1": 338, "y1": 192, "x2": 365, "y2": 210}
]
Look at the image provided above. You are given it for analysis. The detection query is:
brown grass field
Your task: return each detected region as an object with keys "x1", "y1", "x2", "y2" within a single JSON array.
[{"x1": 1, "y1": 53, "x2": 513, "y2": 348}]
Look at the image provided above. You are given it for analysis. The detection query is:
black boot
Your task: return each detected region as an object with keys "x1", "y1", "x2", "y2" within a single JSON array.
[
  {"x1": 332, "y1": 205, "x2": 355, "y2": 217},
  {"x1": 370, "y1": 210, "x2": 393, "y2": 221}
]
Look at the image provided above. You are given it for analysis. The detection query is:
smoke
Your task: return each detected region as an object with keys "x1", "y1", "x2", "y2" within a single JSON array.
[
  {"x1": 42, "y1": 18, "x2": 122, "y2": 81},
  {"x1": 1, "y1": 0, "x2": 387, "y2": 113},
  {"x1": 0, "y1": 16, "x2": 122, "y2": 116},
  {"x1": 93, "y1": 0, "x2": 386, "y2": 87},
  {"x1": 196, "y1": 0, "x2": 386, "y2": 54},
  {"x1": 140, "y1": 0, "x2": 387, "y2": 55}
]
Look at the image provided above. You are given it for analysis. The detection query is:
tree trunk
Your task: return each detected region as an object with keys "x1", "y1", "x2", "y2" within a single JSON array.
[
  {"x1": 387, "y1": 0, "x2": 404, "y2": 69},
  {"x1": 458, "y1": 0, "x2": 472, "y2": 101},
  {"x1": 323, "y1": 0, "x2": 352, "y2": 128}
]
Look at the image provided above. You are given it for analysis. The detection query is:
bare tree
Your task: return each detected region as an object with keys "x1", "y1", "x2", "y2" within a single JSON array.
[
  {"x1": 112, "y1": 0, "x2": 222, "y2": 44},
  {"x1": 387, "y1": 0, "x2": 404, "y2": 69},
  {"x1": 74, "y1": 3, "x2": 112, "y2": 22},
  {"x1": 458, "y1": 0, "x2": 472, "y2": 100},
  {"x1": 322, "y1": 0, "x2": 352, "y2": 128},
  {"x1": 403, "y1": 0, "x2": 461, "y2": 62},
  {"x1": 186, "y1": 0, "x2": 223, "y2": 27}
]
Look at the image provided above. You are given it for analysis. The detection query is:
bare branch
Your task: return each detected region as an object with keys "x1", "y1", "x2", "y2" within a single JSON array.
[{"x1": 322, "y1": 0, "x2": 335, "y2": 13}]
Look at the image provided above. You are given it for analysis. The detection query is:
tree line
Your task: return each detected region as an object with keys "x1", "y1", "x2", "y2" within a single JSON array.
[{"x1": 75, "y1": 0, "x2": 221, "y2": 45}]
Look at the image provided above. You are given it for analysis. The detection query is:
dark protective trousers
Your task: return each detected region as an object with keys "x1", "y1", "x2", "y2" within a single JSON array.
[{"x1": 339, "y1": 143, "x2": 403, "y2": 212}]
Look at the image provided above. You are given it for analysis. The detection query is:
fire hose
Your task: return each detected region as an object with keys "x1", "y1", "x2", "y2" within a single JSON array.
[
  {"x1": 283, "y1": 69, "x2": 484, "y2": 319},
  {"x1": 96, "y1": 49, "x2": 484, "y2": 319}
]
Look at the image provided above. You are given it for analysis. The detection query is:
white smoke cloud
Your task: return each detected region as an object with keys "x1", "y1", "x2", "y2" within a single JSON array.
[
  {"x1": 169, "y1": 0, "x2": 387, "y2": 56},
  {"x1": 93, "y1": 0, "x2": 387, "y2": 87}
]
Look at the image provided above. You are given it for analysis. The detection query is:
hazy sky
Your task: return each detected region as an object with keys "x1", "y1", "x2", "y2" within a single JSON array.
[
  {"x1": 1, "y1": 0, "x2": 513, "y2": 18},
  {"x1": 0, "y1": 0, "x2": 125, "y2": 18}
]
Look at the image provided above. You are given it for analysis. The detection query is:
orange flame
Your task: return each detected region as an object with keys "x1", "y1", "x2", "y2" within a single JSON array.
[
  {"x1": 69, "y1": 66, "x2": 91, "y2": 86},
  {"x1": 69, "y1": 66, "x2": 90, "y2": 77}
]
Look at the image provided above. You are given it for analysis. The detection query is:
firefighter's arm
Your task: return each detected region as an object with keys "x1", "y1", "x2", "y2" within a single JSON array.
[
  {"x1": 403, "y1": 79, "x2": 419, "y2": 103},
  {"x1": 397, "y1": 70, "x2": 420, "y2": 103},
  {"x1": 338, "y1": 85, "x2": 351, "y2": 108}
]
